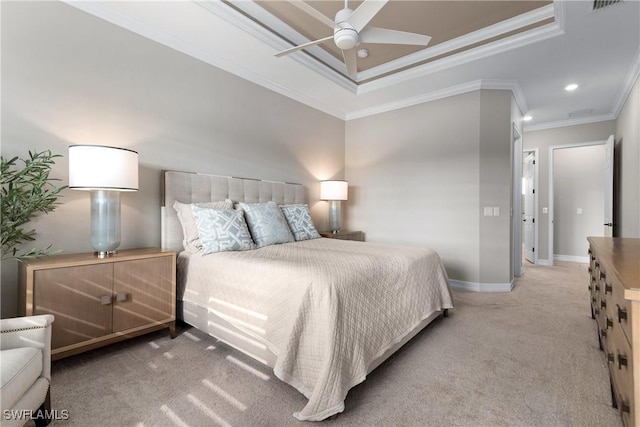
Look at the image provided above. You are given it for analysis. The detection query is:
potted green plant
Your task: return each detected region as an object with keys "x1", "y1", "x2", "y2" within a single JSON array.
[{"x1": 1, "y1": 150, "x2": 67, "y2": 261}]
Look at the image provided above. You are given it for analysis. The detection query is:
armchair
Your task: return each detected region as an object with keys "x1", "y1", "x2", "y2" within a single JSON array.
[{"x1": 1, "y1": 314, "x2": 54, "y2": 427}]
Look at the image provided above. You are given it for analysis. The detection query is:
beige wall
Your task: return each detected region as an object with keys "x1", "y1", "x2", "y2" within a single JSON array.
[
  {"x1": 523, "y1": 121, "x2": 617, "y2": 263},
  {"x1": 345, "y1": 90, "x2": 514, "y2": 288},
  {"x1": 615, "y1": 75, "x2": 640, "y2": 238},
  {"x1": 1, "y1": 2, "x2": 345, "y2": 317}
]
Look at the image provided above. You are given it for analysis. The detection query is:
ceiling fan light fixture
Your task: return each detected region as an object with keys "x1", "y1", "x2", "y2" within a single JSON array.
[{"x1": 334, "y1": 27, "x2": 359, "y2": 50}]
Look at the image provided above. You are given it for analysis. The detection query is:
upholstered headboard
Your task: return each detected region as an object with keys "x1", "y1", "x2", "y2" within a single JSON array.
[{"x1": 161, "y1": 170, "x2": 306, "y2": 252}]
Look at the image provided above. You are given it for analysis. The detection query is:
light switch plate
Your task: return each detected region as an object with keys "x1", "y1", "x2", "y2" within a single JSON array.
[
  {"x1": 577, "y1": 208, "x2": 583, "y2": 215},
  {"x1": 484, "y1": 207, "x2": 493, "y2": 216},
  {"x1": 493, "y1": 207, "x2": 500, "y2": 216},
  {"x1": 542, "y1": 207, "x2": 548, "y2": 214}
]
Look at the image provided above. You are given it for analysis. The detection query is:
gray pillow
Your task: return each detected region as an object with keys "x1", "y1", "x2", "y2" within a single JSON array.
[
  {"x1": 280, "y1": 204, "x2": 320, "y2": 241},
  {"x1": 191, "y1": 206, "x2": 256, "y2": 254},
  {"x1": 239, "y1": 201, "x2": 294, "y2": 248},
  {"x1": 173, "y1": 199, "x2": 233, "y2": 252}
]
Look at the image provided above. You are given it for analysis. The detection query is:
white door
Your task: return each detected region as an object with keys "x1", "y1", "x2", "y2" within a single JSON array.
[
  {"x1": 523, "y1": 152, "x2": 535, "y2": 263},
  {"x1": 604, "y1": 135, "x2": 614, "y2": 237}
]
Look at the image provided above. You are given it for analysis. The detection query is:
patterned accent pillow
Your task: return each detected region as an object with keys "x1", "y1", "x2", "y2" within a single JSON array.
[
  {"x1": 280, "y1": 204, "x2": 320, "y2": 241},
  {"x1": 239, "y1": 201, "x2": 295, "y2": 248},
  {"x1": 173, "y1": 199, "x2": 233, "y2": 253},
  {"x1": 191, "y1": 206, "x2": 256, "y2": 254}
]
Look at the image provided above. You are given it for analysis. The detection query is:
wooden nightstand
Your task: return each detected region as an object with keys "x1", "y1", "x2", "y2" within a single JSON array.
[
  {"x1": 18, "y1": 248, "x2": 176, "y2": 360},
  {"x1": 320, "y1": 230, "x2": 365, "y2": 241}
]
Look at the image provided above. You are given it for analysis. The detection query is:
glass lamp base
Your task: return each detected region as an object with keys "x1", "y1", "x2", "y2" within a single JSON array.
[
  {"x1": 329, "y1": 200, "x2": 342, "y2": 233},
  {"x1": 90, "y1": 189, "x2": 121, "y2": 255}
]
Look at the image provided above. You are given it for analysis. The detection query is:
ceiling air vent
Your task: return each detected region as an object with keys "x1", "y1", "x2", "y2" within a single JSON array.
[
  {"x1": 593, "y1": 0, "x2": 622, "y2": 11},
  {"x1": 568, "y1": 109, "x2": 594, "y2": 118}
]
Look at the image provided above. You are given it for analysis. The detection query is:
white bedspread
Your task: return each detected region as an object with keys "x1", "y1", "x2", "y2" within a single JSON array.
[{"x1": 177, "y1": 238, "x2": 453, "y2": 420}]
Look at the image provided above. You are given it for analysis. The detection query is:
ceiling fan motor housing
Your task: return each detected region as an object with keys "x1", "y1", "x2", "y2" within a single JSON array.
[{"x1": 334, "y1": 7, "x2": 359, "y2": 50}]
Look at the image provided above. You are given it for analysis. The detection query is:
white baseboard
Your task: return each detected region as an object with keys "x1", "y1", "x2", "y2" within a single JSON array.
[
  {"x1": 553, "y1": 254, "x2": 589, "y2": 264},
  {"x1": 449, "y1": 279, "x2": 514, "y2": 293},
  {"x1": 536, "y1": 259, "x2": 552, "y2": 266}
]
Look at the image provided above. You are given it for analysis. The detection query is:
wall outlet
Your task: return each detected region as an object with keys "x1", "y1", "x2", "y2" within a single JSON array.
[
  {"x1": 542, "y1": 207, "x2": 548, "y2": 214},
  {"x1": 577, "y1": 208, "x2": 583, "y2": 215}
]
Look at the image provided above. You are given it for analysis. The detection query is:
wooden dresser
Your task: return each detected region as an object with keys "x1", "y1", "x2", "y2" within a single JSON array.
[
  {"x1": 19, "y1": 248, "x2": 176, "y2": 360},
  {"x1": 588, "y1": 237, "x2": 640, "y2": 427}
]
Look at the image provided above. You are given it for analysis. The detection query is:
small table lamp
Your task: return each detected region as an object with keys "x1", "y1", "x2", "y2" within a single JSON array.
[
  {"x1": 320, "y1": 180, "x2": 348, "y2": 233},
  {"x1": 69, "y1": 145, "x2": 138, "y2": 258}
]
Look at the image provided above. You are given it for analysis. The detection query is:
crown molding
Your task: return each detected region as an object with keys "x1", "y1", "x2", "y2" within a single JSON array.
[
  {"x1": 358, "y1": 3, "x2": 557, "y2": 82},
  {"x1": 523, "y1": 113, "x2": 617, "y2": 132},
  {"x1": 611, "y1": 46, "x2": 640, "y2": 118},
  {"x1": 358, "y1": 11, "x2": 565, "y2": 94},
  {"x1": 201, "y1": 1, "x2": 356, "y2": 93},
  {"x1": 346, "y1": 79, "x2": 526, "y2": 120}
]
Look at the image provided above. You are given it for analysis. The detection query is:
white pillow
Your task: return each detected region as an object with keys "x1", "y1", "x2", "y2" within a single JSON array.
[
  {"x1": 173, "y1": 199, "x2": 233, "y2": 252},
  {"x1": 280, "y1": 204, "x2": 320, "y2": 241},
  {"x1": 238, "y1": 201, "x2": 294, "y2": 248},
  {"x1": 191, "y1": 206, "x2": 256, "y2": 254}
]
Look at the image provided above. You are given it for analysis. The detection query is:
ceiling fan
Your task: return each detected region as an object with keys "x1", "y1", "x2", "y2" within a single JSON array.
[{"x1": 274, "y1": 0, "x2": 432, "y2": 79}]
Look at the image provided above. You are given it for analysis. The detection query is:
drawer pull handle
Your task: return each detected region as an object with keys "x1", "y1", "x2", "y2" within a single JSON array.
[
  {"x1": 588, "y1": 285, "x2": 592, "y2": 291},
  {"x1": 617, "y1": 305, "x2": 628, "y2": 323},
  {"x1": 588, "y1": 267, "x2": 592, "y2": 273},
  {"x1": 604, "y1": 283, "x2": 612, "y2": 294},
  {"x1": 607, "y1": 352, "x2": 615, "y2": 363},
  {"x1": 617, "y1": 353, "x2": 628, "y2": 369},
  {"x1": 588, "y1": 249, "x2": 592, "y2": 255},
  {"x1": 600, "y1": 329, "x2": 608, "y2": 338},
  {"x1": 620, "y1": 399, "x2": 630, "y2": 414},
  {"x1": 605, "y1": 317, "x2": 613, "y2": 329},
  {"x1": 594, "y1": 308, "x2": 600, "y2": 315},
  {"x1": 600, "y1": 271, "x2": 606, "y2": 280},
  {"x1": 595, "y1": 284, "x2": 600, "y2": 292},
  {"x1": 116, "y1": 292, "x2": 128, "y2": 302},
  {"x1": 595, "y1": 261, "x2": 599, "y2": 268},
  {"x1": 600, "y1": 300, "x2": 607, "y2": 309},
  {"x1": 592, "y1": 296, "x2": 596, "y2": 304},
  {"x1": 99, "y1": 295, "x2": 112, "y2": 305}
]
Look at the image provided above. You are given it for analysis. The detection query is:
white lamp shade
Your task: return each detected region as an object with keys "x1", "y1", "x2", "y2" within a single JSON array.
[
  {"x1": 69, "y1": 145, "x2": 139, "y2": 191},
  {"x1": 320, "y1": 180, "x2": 348, "y2": 201}
]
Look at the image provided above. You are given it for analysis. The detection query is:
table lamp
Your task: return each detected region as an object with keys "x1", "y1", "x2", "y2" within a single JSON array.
[
  {"x1": 69, "y1": 145, "x2": 138, "y2": 257},
  {"x1": 320, "y1": 180, "x2": 348, "y2": 233}
]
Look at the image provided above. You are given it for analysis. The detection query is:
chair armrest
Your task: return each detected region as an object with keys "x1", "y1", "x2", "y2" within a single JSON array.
[{"x1": 0, "y1": 315, "x2": 54, "y2": 381}]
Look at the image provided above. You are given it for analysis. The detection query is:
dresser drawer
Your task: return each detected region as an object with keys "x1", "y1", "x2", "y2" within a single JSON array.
[{"x1": 611, "y1": 275, "x2": 633, "y2": 348}]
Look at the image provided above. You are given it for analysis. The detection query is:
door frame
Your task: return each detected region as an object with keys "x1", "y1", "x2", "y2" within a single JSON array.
[
  {"x1": 548, "y1": 139, "x2": 608, "y2": 266},
  {"x1": 522, "y1": 148, "x2": 539, "y2": 265},
  {"x1": 512, "y1": 123, "x2": 523, "y2": 277}
]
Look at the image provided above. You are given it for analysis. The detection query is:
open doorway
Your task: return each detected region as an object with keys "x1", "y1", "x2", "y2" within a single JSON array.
[{"x1": 548, "y1": 136, "x2": 613, "y2": 264}]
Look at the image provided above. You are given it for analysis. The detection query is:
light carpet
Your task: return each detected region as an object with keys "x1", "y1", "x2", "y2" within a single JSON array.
[{"x1": 48, "y1": 261, "x2": 621, "y2": 426}]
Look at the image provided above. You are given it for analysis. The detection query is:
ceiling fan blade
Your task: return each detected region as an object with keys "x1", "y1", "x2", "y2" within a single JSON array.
[
  {"x1": 347, "y1": 0, "x2": 388, "y2": 33},
  {"x1": 360, "y1": 27, "x2": 431, "y2": 46},
  {"x1": 289, "y1": 0, "x2": 336, "y2": 29},
  {"x1": 274, "y1": 35, "x2": 334, "y2": 57},
  {"x1": 342, "y1": 48, "x2": 358, "y2": 79}
]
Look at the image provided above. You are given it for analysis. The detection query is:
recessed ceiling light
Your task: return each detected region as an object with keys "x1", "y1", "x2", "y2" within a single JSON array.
[
  {"x1": 565, "y1": 83, "x2": 579, "y2": 91},
  {"x1": 523, "y1": 115, "x2": 533, "y2": 121},
  {"x1": 357, "y1": 48, "x2": 369, "y2": 59}
]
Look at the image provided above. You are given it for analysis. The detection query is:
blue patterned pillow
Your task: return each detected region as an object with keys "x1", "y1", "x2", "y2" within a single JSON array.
[
  {"x1": 280, "y1": 204, "x2": 320, "y2": 241},
  {"x1": 239, "y1": 201, "x2": 294, "y2": 248},
  {"x1": 191, "y1": 206, "x2": 256, "y2": 254}
]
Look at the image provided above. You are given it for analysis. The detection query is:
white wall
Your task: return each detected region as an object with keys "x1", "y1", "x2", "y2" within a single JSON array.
[
  {"x1": 1, "y1": 2, "x2": 345, "y2": 317},
  {"x1": 345, "y1": 90, "x2": 514, "y2": 289},
  {"x1": 615, "y1": 75, "x2": 640, "y2": 238},
  {"x1": 553, "y1": 145, "x2": 605, "y2": 259}
]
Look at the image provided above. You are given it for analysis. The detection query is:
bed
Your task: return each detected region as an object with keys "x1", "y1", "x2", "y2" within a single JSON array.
[{"x1": 161, "y1": 170, "x2": 454, "y2": 421}]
